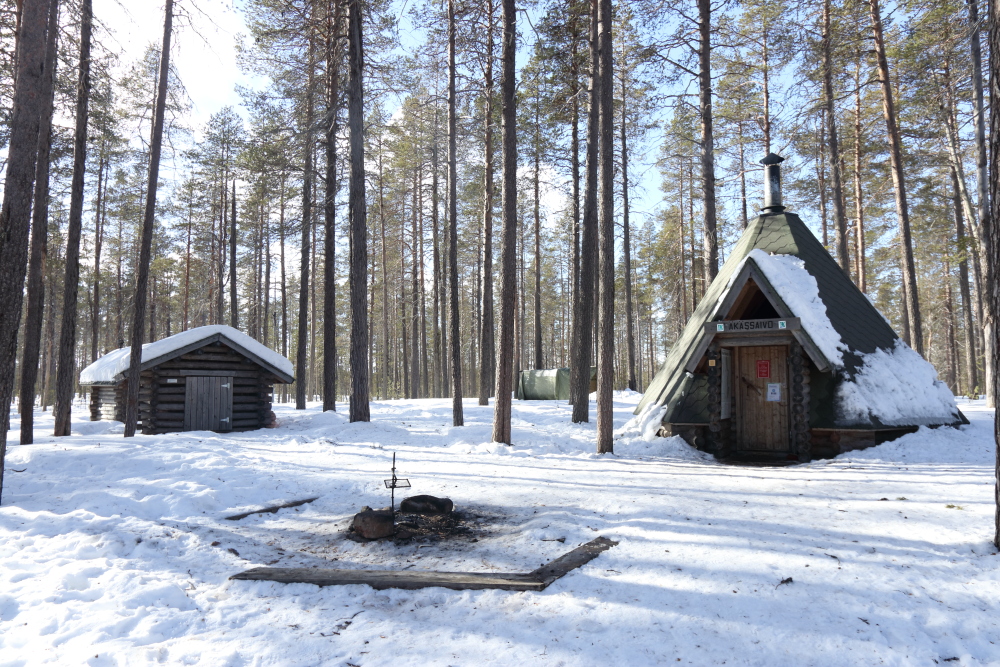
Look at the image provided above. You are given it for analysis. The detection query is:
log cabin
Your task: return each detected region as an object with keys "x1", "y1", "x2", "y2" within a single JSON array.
[
  {"x1": 635, "y1": 154, "x2": 965, "y2": 462},
  {"x1": 79, "y1": 325, "x2": 294, "y2": 434}
]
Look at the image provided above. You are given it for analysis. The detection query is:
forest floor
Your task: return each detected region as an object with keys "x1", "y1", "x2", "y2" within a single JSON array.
[{"x1": 1, "y1": 392, "x2": 999, "y2": 666}]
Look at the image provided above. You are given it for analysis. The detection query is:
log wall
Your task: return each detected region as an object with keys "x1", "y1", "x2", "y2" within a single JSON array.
[
  {"x1": 138, "y1": 342, "x2": 277, "y2": 435},
  {"x1": 87, "y1": 341, "x2": 280, "y2": 435}
]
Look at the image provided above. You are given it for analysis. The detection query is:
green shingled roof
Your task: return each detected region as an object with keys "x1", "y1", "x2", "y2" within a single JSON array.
[{"x1": 635, "y1": 210, "x2": 900, "y2": 422}]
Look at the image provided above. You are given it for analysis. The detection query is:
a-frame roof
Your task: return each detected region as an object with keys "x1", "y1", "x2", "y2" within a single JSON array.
[
  {"x1": 80, "y1": 325, "x2": 295, "y2": 385},
  {"x1": 636, "y1": 210, "x2": 960, "y2": 429}
]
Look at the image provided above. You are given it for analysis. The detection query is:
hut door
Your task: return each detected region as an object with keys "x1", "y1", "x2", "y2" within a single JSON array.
[
  {"x1": 184, "y1": 376, "x2": 234, "y2": 432},
  {"x1": 734, "y1": 346, "x2": 788, "y2": 452}
]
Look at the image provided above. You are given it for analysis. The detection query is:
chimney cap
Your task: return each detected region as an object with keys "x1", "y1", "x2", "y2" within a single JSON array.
[{"x1": 759, "y1": 152, "x2": 785, "y2": 166}]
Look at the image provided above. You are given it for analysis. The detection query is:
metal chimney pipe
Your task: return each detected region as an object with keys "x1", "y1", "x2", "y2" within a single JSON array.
[{"x1": 759, "y1": 153, "x2": 785, "y2": 212}]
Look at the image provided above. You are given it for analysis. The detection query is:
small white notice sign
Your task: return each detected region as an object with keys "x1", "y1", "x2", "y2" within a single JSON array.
[{"x1": 766, "y1": 383, "x2": 781, "y2": 402}]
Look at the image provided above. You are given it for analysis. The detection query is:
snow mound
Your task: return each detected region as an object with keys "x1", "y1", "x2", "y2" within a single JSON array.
[
  {"x1": 80, "y1": 325, "x2": 293, "y2": 384},
  {"x1": 836, "y1": 340, "x2": 959, "y2": 426},
  {"x1": 747, "y1": 249, "x2": 847, "y2": 367},
  {"x1": 614, "y1": 403, "x2": 711, "y2": 461},
  {"x1": 834, "y1": 423, "x2": 979, "y2": 465}
]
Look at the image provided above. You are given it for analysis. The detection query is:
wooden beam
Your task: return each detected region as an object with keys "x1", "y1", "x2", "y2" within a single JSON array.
[
  {"x1": 230, "y1": 536, "x2": 619, "y2": 591},
  {"x1": 225, "y1": 497, "x2": 320, "y2": 521}
]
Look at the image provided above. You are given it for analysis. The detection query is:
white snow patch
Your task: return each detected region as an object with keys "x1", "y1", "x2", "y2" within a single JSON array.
[
  {"x1": 4, "y1": 395, "x2": 999, "y2": 666},
  {"x1": 836, "y1": 340, "x2": 959, "y2": 426},
  {"x1": 748, "y1": 249, "x2": 847, "y2": 366},
  {"x1": 79, "y1": 325, "x2": 293, "y2": 384}
]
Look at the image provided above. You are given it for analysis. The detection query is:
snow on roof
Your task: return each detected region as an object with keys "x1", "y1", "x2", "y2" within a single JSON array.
[
  {"x1": 746, "y1": 249, "x2": 847, "y2": 367},
  {"x1": 745, "y1": 251, "x2": 958, "y2": 425},
  {"x1": 79, "y1": 325, "x2": 294, "y2": 384},
  {"x1": 836, "y1": 341, "x2": 959, "y2": 426}
]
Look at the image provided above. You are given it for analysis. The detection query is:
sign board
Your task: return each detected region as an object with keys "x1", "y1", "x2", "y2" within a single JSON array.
[
  {"x1": 706, "y1": 318, "x2": 799, "y2": 334},
  {"x1": 766, "y1": 383, "x2": 781, "y2": 402},
  {"x1": 756, "y1": 360, "x2": 770, "y2": 379}
]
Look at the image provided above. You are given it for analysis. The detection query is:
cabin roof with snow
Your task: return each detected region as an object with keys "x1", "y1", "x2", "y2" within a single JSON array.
[
  {"x1": 80, "y1": 325, "x2": 294, "y2": 386},
  {"x1": 637, "y1": 190, "x2": 962, "y2": 448}
]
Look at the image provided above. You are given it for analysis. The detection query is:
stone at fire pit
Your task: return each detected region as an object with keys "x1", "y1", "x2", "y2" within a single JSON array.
[
  {"x1": 352, "y1": 508, "x2": 395, "y2": 539},
  {"x1": 399, "y1": 495, "x2": 454, "y2": 515}
]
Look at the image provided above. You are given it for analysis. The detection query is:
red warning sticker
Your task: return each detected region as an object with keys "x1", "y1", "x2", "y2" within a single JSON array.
[{"x1": 756, "y1": 360, "x2": 770, "y2": 379}]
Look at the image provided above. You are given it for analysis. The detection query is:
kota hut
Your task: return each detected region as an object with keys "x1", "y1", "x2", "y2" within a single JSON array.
[
  {"x1": 516, "y1": 367, "x2": 597, "y2": 400},
  {"x1": 635, "y1": 154, "x2": 964, "y2": 462},
  {"x1": 80, "y1": 325, "x2": 294, "y2": 434}
]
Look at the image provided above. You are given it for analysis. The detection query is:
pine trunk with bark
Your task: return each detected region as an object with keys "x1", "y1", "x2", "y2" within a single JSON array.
[
  {"x1": 569, "y1": 0, "x2": 599, "y2": 423},
  {"x1": 697, "y1": 0, "x2": 718, "y2": 283},
  {"x1": 447, "y1": 0, "x2": 463, "y2": 425},
  {"x1": 230, "y1": 180, "x2": 238, "y2": 328},
  {"x1": 595, "y1": 0, "x2": 614, "y2": 453},
  {"x1": 968, "y1": 0, "x2": 993, "y2": 406},
  {"x1": 297, "y1": 31, "x2": 315, "y2": 410},
  {"x1": 620, "y1": 53, "x2": 636, "y2": 392},
  {"x1": 986, "y1": 0, "x2": 1000, "y2": 548},
  {"x1": 123, "y1": 0, "x2": 173, "y2": 438},
  {"x1": 491, "y1": 0, "x2": 516, "y2": 444},
  {"x1": 951, "y1": 164, "x2": 977, "y2": 395},
  {"x1": 324, "y1": 0, "x2": 340, "y2": 412},
  {"x1": 347, "y1": 0, "x2": 370, "y2": 422},
  {"x1": 868, "y1": 0, "x2": 922, "y2": 354},
  {"x1": 822, "y1": 0, "x2": 850, "y2": 277},
  {"x1": 19, "y1": 0, "x2": 58, "y2": 445},
  {"x1": 478, "y1": 12, "x2": 495, "y2": 406},
  {"x1": 0, "y1": 0, "x2": 52, "y2": 500}
]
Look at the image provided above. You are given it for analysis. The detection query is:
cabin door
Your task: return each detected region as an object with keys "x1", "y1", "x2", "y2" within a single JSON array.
[
  {"x1": 734, "y1": 346, "x2": 788, "y2": 452},
  {"x1": 184, "y1": 376, "x2": 234, "y2": 432}
]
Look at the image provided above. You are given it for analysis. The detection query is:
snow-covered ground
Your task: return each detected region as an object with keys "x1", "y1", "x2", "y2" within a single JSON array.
[{"x1": 2, "y1": 393, "x2": 999, "y2": 666}]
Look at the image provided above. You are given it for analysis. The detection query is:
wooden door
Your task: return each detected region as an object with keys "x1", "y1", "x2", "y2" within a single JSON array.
[
  {"x1": 734, "y1": 346, "x2": 788, "y2": 452},
  {"x1": 184, "y1": 376, "x2": 234, "y2": 432}
]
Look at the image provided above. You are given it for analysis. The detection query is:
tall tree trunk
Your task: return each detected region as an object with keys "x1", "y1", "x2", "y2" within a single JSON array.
[
  {"x1": 968, "y1": 0, "x2": 993, "y2": 407},
  {"x1": 697, "y1": 0, "x2": 718, "y2": 282},
  {"x1": 0, "y1": 0, "x2": 52, "y2": 499},
  {"x1": 738, "y1": 123, "x2": 748, "y2": 229},
  {"x1": 92, "y1": 152, "x2": 106, "y2": 356},
  {"x1": 279, "y1": 175, "x2": 288, "y2": 402},
  {"x1": 952, "y1": 164, "x2": 977, "y2": 394},
  {"x1": 347, "y1": 0, "x2": 370, "y2": 421},
  {"x1": 419, "y1": 178, "x2": 429, "y2": 398},
  {"x1": 570, "y1": 0, "x2": 599, "y2": 423},
  {"x1": 620, "y1": 52, "x2": 636, "y2": 392},
  {"x1": 123, "y1": 0, "x2": 172, "y2": 438},
  {"x1": 324, "y1": 0, "x2": 340, "y2": 411},
  {"x1": 410, "y1": 166, "x2": 421, "y2": 398},
  {"x1": 853, "y1": 60, "x2": 867, "y2": 292},
  {"x1": 297, "y1": 31, "x2": 315, "y2": 410},
  {"x1": 569, "y1": 20, "x2": 581, "y2": 404},
  {"x1": 478, "y1": 12, "x2": 495, "y2": 405},
  {"x1": 595, "y1": 0, "x2": 614, "y2": 453},
  {"x1": 868, "y1": 0, "x2": 922, "y2": 354},
  {"x1": 230, "y1": 180, "x2": 238, "y2": 328},
  {"x1": 988, "y1": 0, "x2": 1000, "y2": 548},
  {"x1": 679, "y1": 160, "x2": 688, "y2": 323},
  {"x1": 19, "y1": 0, "x2": 57, "y2": 445},
  {"x1": 431, "y1": 124, "x2": 442, "y2": 398},
  {"x1": 491, "y1": 0, "x2": 516, "y2": 444},
  {"x1": 447, "y1": 0, "x2": 463, "y2": 425},
  {"x1": 378, "y1": 138, "x2": 389, "y2": 398},
  {"x1": 822, "y1": 0, "x2": 850, "y2": 277},
  {"x1": 533, "y1": 88, "x2": 542, "y2": 369},
  {"x1": 818, "y1": 111, "x2": 828, "y2": 248}
]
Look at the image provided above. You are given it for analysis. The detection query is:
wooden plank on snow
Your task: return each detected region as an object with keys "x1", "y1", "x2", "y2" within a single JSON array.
[
  {"x1": 229, "y1": 537, "x2": 619, "y2": 592},
  {"x1": 225, "y1": 496, "x2": 321, "y2": 521}
]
